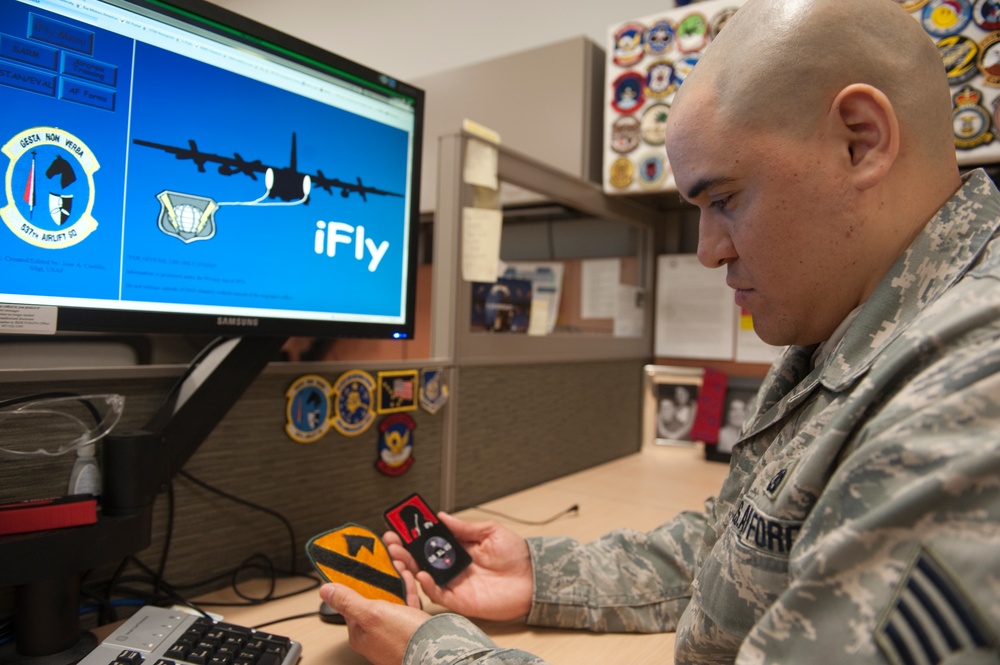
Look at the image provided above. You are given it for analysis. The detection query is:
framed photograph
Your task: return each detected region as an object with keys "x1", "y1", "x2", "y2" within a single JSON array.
[
  {"x1": 642, "y1": 364, "x2": 704, "y2": 448},
  {"x1": 705, "y1": 376, "x2": 762, "y2": 463}
]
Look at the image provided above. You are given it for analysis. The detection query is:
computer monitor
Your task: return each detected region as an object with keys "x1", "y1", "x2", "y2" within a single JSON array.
[
  {"x1": 0, "y1": 0, "x2": 423, "y2": 341},
  {"x1": 0, "y1": 0, "x2": 424, "y2": 660}
]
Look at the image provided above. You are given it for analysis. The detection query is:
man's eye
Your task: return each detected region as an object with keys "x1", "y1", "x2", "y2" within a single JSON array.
[{"x1": 709, "y1": 195, "x2": 733, "y2": 211}]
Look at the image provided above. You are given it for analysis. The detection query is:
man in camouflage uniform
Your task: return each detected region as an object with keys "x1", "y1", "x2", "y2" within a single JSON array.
[{"x1": 323, "y1": 0, "x2": 1000, "y2": 663}]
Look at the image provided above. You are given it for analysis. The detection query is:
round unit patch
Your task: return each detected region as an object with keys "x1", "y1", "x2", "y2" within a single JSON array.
[
  {"x1": 613, "y1": 22, "x2": 647, "y2": 67},
  {"x1": 677, "y1": 12, "x2": 709, "y2": 53},
  {"x1": 376, "y1": 413, "x2": 416, "y2": 477},
  {"x1": 285, "y1": 374, "x2": 333, "y2": 444},
  {"x1": 977, "y1": 31, "x2": 1000, "y2": 85},
  {"x1": 938, "y1": 35, "x2": 980, "y2": 85},
  {"x1": 609, "y1": 156, "x2": 635, "y2": 189},
  {"x1": 611, "y1": 116, "x2": 641, "y2": 154},
  {"x1": 922, "y1": 0, "x2": 973, "y2": 38},
  {"x1": 637, "y1": 154, "x2": 668, "y2": 189},
  {"x1": 673, "y1": 53, "x2": 701, "y2": 89},
  {"x1": 644, "y1": 20, "x2": 675, "y2": 55},
  {"x1": 640, "y1": 103, "x2": 671, "y2": 145},
  {"x1": 709, "y1": 7, "x2": 740, "y2": 38},
  {"x1": 973, "y1": 0, "x2": 1000, "y2": 30},
  {"x1": 645, "y1": 60, "x2": 677, "y2": 98},
  {"x1": 895, "y1": 0, "x2": 931, "y2": 10},
  {"x1": 1, "y1": 127, "x2": 100, "y2": 249},
  {"x1": 332, "y1": 369, "x2": 377, "y2": 436},
  {"x1": 952, "y1": 85, "x2": 994, "y2": 149},
  {"x1": 611, "y1": 71, "x2": 646, "y2": 114}
]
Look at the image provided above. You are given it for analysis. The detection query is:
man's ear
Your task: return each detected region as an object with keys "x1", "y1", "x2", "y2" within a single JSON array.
[{"x1": 830, "y1": 83, "x2": 899, "y2": 191}]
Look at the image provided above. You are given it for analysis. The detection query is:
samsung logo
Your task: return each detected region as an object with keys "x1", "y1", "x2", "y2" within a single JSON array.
[{"x1": 217, "y1": 317, "x2": 259, "y2": 327}]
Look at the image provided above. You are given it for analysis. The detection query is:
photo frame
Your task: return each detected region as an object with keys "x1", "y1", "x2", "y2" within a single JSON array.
[
  {"x1": 642, "y1": 364, "x2": 704, "y2": 448},
  {"x1": 704, "y1": 376, "x2": 762, "y2": 463}
]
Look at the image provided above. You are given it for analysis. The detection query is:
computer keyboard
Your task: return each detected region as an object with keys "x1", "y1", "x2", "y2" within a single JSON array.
[{"x1": 78, "y1": 605, "x2": 302, "y2": 665}]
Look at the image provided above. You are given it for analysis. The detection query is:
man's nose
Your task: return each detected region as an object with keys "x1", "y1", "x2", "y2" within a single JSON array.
[{"x1": 696, "y1": 215, "x2": 737, "y2": 268}]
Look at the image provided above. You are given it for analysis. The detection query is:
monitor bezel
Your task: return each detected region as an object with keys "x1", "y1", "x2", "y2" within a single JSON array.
[{"x1": 3, "y1": 0, "x2": 425, "y2": 341}]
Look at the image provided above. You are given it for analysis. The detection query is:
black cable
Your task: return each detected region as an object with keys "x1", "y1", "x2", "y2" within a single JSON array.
[
  {"x1": 155, "y1": 481, "x2": 175, "y2": 595},
  {"x1": 178, "y1": 469, "x2": 299, "y2": 575},
  {"x1": 472, "y1": 503, "x2": 580, "y2": 526},
  {"x1": 250, "y1": 612, "x2": 320, "y2": 630}
]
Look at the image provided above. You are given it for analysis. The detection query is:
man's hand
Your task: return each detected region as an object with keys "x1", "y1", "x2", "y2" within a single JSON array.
[
  {"x1": 384, "y1": 512, "x2": 534, "y2": 621},
  {"x1": 320, "y1": 581, "x2": 430, "y2": 665}
]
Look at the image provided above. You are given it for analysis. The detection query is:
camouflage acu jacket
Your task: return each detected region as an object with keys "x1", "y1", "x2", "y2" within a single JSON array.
[{"x1": 403, "y1": 169, "x2": 1000, "y2": 665}]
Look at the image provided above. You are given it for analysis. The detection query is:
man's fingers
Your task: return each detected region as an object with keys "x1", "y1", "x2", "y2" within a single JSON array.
[{"x1": 321, "y1": 583, "x2": 361, "y2": 618}]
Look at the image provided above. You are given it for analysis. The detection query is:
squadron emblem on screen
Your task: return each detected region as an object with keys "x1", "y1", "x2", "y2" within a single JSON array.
[{"x1": 1, "y1": 126, "x2": 99, "y2": 249}]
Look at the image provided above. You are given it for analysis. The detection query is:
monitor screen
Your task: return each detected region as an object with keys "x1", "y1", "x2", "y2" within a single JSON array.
[{"x1": 0, "y1": 0, "x2": 423, "y2": 340}]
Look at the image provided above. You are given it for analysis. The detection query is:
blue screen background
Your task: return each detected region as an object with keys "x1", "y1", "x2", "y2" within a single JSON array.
[{"x1": 0, "y1": 2, "x2": 413, "y2": 321}]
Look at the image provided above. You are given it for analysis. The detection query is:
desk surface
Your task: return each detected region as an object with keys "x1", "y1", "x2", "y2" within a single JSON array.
[{"x1": 190, "y1": 444, "x2": 730, "y2": 665}]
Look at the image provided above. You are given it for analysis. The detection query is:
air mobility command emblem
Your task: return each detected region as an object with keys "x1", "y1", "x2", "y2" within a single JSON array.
[
  {"x1": 155, "y1": 190, "x2": 217, "y2": 243},
  {"x1": 2, "y1": 127, "x2": 99, "y2": 249},
  {"x1": 419, "y1": 368, "x2": 449, "y2": 415}
]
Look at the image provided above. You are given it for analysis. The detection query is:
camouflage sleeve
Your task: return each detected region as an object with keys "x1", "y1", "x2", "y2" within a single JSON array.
[
  {"x1": 526, "y1": 507, "x2": 711, "y2": 632},
  {"x1": 403, "y1": 614, "x2": 549, "y2": 665},
  {"x1": 738, "y1": 335, "x2": 1000, "y2": 663}
]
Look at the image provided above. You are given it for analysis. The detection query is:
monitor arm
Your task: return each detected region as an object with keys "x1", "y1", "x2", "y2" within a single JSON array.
[{"x1": 0, "y1": 335, "x2": 286, "y2": 664}]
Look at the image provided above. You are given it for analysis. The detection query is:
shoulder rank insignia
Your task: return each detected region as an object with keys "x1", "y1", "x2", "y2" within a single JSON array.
[{"x1": 331, "y1": 369, "x2": 376, "y2": 436}]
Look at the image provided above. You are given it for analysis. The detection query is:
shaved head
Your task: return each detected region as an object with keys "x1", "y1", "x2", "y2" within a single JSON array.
[
  {"x1": 664, "y1": 0, "x2": 964, "y2": 347},
  {"x1": 674, "y1": 0, "x2": 954, "y2": 163}
]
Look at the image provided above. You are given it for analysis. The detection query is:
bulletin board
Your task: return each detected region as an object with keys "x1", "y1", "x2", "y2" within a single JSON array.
[{"x1": 603, "y1": 0, "x2": 1000, "y2": 195}]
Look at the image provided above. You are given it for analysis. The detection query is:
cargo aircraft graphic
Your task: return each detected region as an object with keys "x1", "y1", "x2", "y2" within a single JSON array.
[{"x1": 132, "y1": 133, "x2": 402, "y2": 204}]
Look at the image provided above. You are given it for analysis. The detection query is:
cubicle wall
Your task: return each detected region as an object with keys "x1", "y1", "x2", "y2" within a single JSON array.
[
  {"x1": 453, "y1": 359, "x2": 645, "y2": 508},
  {"x1": 432, "y1": 133, "x2": 663, "y2": 509},
  {"x1": 0, "y1": 364, "x2": 446, "y2": 604}
]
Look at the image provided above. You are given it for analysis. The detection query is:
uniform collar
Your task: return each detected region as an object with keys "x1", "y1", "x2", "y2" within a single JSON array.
[
  {"x1": 741, "y1": 169, "x2": 1000, "y2": 439},
  {"x1": 817, "y1": 168, "x2": 1000, "y2": 391}
]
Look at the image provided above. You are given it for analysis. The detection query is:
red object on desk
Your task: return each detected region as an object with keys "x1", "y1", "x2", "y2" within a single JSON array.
[{"x1": 0, "y1": 495, "x2": 98, "y2": 536}]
